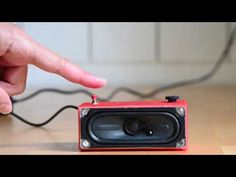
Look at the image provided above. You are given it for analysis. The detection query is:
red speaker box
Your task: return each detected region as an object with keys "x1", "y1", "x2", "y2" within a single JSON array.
[{"x1": 78, "y1": 95, "x2": 188, "y2": 151}]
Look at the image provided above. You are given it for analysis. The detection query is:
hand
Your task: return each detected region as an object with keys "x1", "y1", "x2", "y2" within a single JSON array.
[{"x1": 0, "y1": 23, "x2": 107, "y2": 114}]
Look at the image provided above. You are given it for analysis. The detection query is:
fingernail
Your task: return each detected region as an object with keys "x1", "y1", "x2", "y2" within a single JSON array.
[
  {"x1": 0, "y1": 103, "x2": 12, "y2": 114},
  {"x1": 95, "y1": 77, "x2": 107, "y2": 84},
  {"x1": 89, "y1": 76, "x2": 107, "y2": 88},
  {"x1": 93, "y1": 76, "x2": 107, "y2": 86}
]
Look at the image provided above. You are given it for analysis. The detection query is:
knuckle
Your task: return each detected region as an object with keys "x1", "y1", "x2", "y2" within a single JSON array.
[
  {"x1": 54, "y1": 57, "x2": 67, "y2": 74},
  {"x1": 13, "y1": 84, "x2": 26, "y2": 95}
]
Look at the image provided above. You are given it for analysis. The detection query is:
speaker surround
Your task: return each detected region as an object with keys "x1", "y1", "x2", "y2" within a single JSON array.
[{"x1": 79, "y1": 96, "x2": 187, "y2": 151}]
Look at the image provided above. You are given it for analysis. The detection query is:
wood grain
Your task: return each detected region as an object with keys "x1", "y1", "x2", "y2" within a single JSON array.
[{"x1": 0, "y1": 85, "x2": 236, "y2": 154}]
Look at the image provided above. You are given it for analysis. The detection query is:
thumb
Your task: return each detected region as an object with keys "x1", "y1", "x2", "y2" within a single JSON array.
[{"x1": 0, "y1": 87, "x2": 12, "y2": 114}]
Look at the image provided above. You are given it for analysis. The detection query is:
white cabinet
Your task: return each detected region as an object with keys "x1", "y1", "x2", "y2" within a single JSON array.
[
  {"x1": 160, "y1": 23, "x2": 226, "y2": 62},
  {"x1": 24, "y1": 22, "x2": 88, "y2": 62},
  {"x1": 92, "y1": 22, "x2": 157, "y2": 62}
]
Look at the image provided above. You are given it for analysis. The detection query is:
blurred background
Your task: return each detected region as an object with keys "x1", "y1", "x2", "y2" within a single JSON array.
[{"x1": 14, "y1": 22, "x2": 236, "y2": 89}]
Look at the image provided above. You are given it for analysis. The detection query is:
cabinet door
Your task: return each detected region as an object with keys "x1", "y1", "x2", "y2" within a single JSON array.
[
  {"x1": 160, "y1": 23, "x2": 226, "y2": 63},
  {"x1": 92, "y1": 22, "x2": 157, "y2": 63}
]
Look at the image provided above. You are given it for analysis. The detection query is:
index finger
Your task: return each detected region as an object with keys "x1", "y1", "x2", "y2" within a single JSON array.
[{"x1": 29, "y1": 41, "x2": 107, "y2": 89}]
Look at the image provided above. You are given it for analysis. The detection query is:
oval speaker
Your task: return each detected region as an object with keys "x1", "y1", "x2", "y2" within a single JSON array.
[
  {"x1": 79, "y1": 105, "x2": 187, "y2": 150},
  {"x1": 88, "y1": 111, "x2": 180, "y2": 145}
]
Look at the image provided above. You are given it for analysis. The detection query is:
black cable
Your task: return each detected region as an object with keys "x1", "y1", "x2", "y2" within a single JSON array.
[
  {"x1": 12, "y1": 25, "x2": 236, "y2": 103},
  {"x1": 10, "y1": 105, "x2": 77, "y2": 127},
  {"x1": 12, "y1": 89, "x2": 93, "y2": 103}
]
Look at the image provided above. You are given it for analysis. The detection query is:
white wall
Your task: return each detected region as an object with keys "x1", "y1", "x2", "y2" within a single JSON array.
[{"x1": 16, "y1": 22, "x2": 236, "y2": 88}]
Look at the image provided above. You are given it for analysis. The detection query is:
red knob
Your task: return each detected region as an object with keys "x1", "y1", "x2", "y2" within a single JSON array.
[{"x1": 91, "y1": 94, "x2": 98, "y2": 104}]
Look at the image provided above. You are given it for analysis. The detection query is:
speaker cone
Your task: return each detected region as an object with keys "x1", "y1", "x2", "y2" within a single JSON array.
[{"x1": 86, "y1": 110, "x2": 181, "y2": 145}]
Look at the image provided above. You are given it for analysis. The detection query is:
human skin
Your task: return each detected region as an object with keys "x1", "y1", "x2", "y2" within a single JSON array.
[{"x1": 0, "y1": 23, "x2": 107, "y2": 114}]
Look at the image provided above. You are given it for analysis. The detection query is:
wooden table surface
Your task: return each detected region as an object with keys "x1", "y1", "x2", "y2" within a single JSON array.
[{"x1": 0, "y1": 84, "x2": 236, "y2": 155}]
